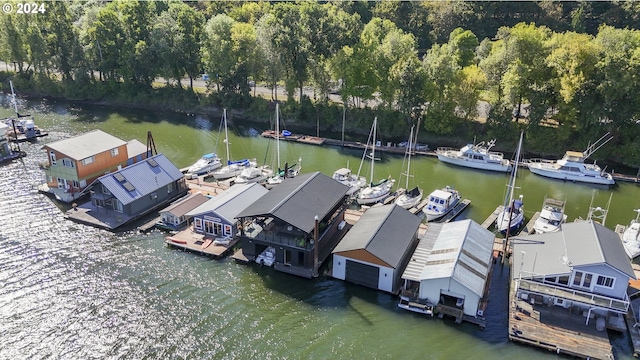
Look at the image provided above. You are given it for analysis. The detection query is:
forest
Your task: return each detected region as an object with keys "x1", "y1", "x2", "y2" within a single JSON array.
[{"x1": 1, "y1": 1, "x2": 640, "y2": 167}]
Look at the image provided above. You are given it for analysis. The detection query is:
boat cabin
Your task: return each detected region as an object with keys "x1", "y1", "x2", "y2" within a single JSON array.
[{"x1": 425, "y1": 188, "x2": 455, "y2": 214}]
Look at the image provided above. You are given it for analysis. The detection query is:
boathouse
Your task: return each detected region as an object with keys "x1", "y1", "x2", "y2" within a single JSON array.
[
  {"x1": 66, "y1": 154, "x2": 187, "y2": 230},
  {"x1": 186, "y1": 183, "x2": 268, "y2": 239},
  {"x1": 236, "y1": 171, "x2": 350, "y2": 278},
  {"x1": 40, "y1": 130, "x2": 148, "y2": 202},
  {"x1": 511, "y1": 220, "x2": 635, "y2": 327},
  {"x1": 332, "y1": 204, "x2": 421, "y2": 294},
  {"x1": 157, "y1": 193, "x2": 210, "y2": 231},
  {"x1": 399, "y1": 219, "x2": 494, "y2": 324}
]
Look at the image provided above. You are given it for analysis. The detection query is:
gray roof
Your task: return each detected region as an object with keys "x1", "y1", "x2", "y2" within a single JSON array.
[
  {"x1": 44, "y1": 130, "x2": 127, "y2": 160},
  {"x1": 333, "y1": 204, "x2": 422, "y2": 268},
  {"x1": 186, "y1": 183, "x2": 269, "y2": 223},
  {"x1": 512, "y1": 221, "x2": 636, "y2": 280},
  {"x1": 96, "y1": 154, "x2": 183, "y2": 205},
  {"x1": 160, "y1": 193, "x2": 209, "y2": 218},
  {"x1": 402, "y1": 223, "x2": 443, "y2": 281},
  {"x1": 407, "y1": 220, "x2": 494, "y2": 297},
  {"x1": 235, "y1": 172, "x2": 349, "y2": 234},
  {"x1": 126, "y1": 139, "x2": 148, "y2": 158}
]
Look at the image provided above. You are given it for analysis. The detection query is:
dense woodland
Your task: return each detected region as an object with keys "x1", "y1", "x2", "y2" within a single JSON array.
[{"x1": 1, "y1": 1, "x2": 640, "y2": 167}]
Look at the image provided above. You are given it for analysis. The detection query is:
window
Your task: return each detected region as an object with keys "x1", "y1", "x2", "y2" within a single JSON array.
[
  {"x1": 572, "y1": 271, "x2": 594, "y2": 289},
  {"x1": 111, "y1": 148, "x2": 119, "y2": 157},
  {"x1": 213, "y1": 223, "x2": 222, "y2": 236},
  {"x1": 194, "y1": 218, "x2": 202, "y2": 231},
  {"x1": 72, "y1": 180, "x2": 80, "y2": 188},
  {"x1": 82, "y1": 156, "x2": 95, "y2": 165},
  {"x1": 224, "y1": 225, "x2": 232, "y2": 236},
  {"x1": 62, "y1": 159, "x2": 75, "y2": 168},
  {"x1": 50, "y1": 151, "x2": 57, "y2": 166},
  {"x1": 558, "y1": 275, "x2": 569, "y2": 286},
  {"x1": 167, "y1": 182, "x2": 176, "y2": 193},
  {"x1": 102, "y1": 184, "x2": 111, "y2": 195},
  {"x1": 597, "y1": 275, "x2": 615, "y2": 288}
]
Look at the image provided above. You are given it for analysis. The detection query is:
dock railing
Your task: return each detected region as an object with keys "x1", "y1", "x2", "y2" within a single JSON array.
[{"x1": 518, "y1": 278, "x2": 630, "y2": 313}]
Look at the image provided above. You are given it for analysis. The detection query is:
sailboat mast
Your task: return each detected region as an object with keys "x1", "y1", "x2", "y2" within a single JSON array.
[
  {"x1": 404, "y1": 125, "x2": 414, "y2": 189},
  {"x1": 370, "y1": 117, "x2": 377, "y2": 183},
  {"x1": 276, "y1": 103, "x2": 280, "y2": 169},
  {"x1": 10, "y1": 80, "x2": 19, "y2": 114},
  {"x1": 223, "y1": 109, "x2": 230, "y2": 162}
]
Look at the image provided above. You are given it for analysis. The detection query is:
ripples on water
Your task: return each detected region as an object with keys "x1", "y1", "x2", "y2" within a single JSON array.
[{"x1": 0, "y1": 115, "x2": 608, "y2": 360}]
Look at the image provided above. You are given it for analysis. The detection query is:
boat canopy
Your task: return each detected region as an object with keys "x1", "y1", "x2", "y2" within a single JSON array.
[
  {"x1": 228, "y1": 159, "x2": 249, "y2": 166},
  {"x1": 202, "y1": 153, "x2": 217, "y2": 160}
]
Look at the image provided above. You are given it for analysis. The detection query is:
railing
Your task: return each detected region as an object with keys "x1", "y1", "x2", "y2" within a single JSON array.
[
  {"x1": 518, "y1": 279, "x2": 630, "y2": 312},
  {"x1": 526, "y1": 158, "x2": 556, "y2": 165}
]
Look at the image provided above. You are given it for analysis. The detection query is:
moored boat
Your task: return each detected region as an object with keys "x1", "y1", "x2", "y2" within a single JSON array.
[
  {"x1": 234, "y1": 165, "x2": 273, "y2": 184},
  {"x1": 495, "y1": 132, "x2": 525, "y2": 235},
  {"x1": 356, "y1": 117, "x2": 395, "y2": 205},
  {"x1": 332, "y1": 167, "x2": 366, "y2": 196},
  {"x1": 532, "y1": 197, "x2": 567, "y2": 234},
  {"x1": 212, "y1": 109, "x2": 256, "y2": 180},
  {"x1": 527, "y1": 132, "x2": 614, "y2": 185},
  {"x1": 186, "y1": 152, "x2": 222, "y2": 178},
  {"x1": 395, "y1": 124, "x2": 423, "y2": 209},
  {"x1": 622, "y1": 209, "x2": 640, "y2": 259},
  {"x1": 422, "y1": 186, "x2": 461, "y2": 221},
  {"x1": 436, "y1": 139, "x2": 512, "y2": 173}
]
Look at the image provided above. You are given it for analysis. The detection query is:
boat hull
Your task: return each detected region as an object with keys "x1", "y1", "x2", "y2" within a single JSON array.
[
  {"x1": 437, "y1": 154, "x2": 511, "y2": 172},
  {"x1": 528, "y1": 164, "x2": 614, "y2": 185},
  {"x1": 423, "y1": 197, "x2": 460, "y2": 221}
]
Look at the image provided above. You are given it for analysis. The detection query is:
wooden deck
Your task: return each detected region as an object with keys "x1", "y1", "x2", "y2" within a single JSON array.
[
  {"x1": 481, "y1": 205, "x2": 504, "y2": 229},
  {"x1": 261, "y1": 130, "x2": 326, "y2": 145},
  {"x1": 439, "y1": 199, "x2": 471, "y2": 223},
  {"x1": 509, "y1": 281, "x2": 615, "y2": 359},
  {"x1": 165, "y1": 227, "x2": 237, "y2": 257},
  {"x1": 522, "y1": 211, "x2": 540, "y2": 234}
]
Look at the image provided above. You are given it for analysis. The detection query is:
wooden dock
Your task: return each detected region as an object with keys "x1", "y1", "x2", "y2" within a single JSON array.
[
  {"x1": 166, "y1": 227, "x2": 237, "y2": 257},
  {"x1": 509, "y1": 280, "x2": 615, "y2": 359},
  {"x1": 481, "y1": 205, "x2": 504, "y2": 230},
  {"x1": 522, "y1": 211, "x2": 540, "y2": 234},
  {"x1": 261, "y1": 130, "x2": 326, "y2": 145},
  {"x1": 438, "y1": 199, "x2": 471, "y2": 223},
  {"x1": 138, "y1": 215, "x2": 161, "y2": 233}
]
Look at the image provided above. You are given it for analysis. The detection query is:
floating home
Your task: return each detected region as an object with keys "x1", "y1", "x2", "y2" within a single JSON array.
[
  {"x1": 156, "y1": 193, "x2": 210, "y2": 232},
  {"x1": 509, "y1": 220, "x2": 635, "y2": 358},
  {"x1": 332, "y1": 204, "x2": 421, "y2": 294},
  {"x1": 236, "y1": 171, "x2": 350, "y2": 278},
  {"x1": 66, "y1": 154, "x2": 187, "y2": 230},
  {"x1": 399, "y1": 219, "x2": 495, "y2": 327},
  {"x1": 187, "y1": 183, "x2": 269, "y2": 239},
  {"x1": 39, "y1": 130, "x2": 148, "y2": 202}
]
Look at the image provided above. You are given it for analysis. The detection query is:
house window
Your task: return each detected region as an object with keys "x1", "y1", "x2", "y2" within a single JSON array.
[
  {"x1": 112, "y1": 199, "x2": 123, "y2": 212},
  {"x1": 82, "y1": 156, "x2": 95, "y2": 165},
  {"x1": 111, "y1": 148, "x2": 119, "y2": 157},
  {"x1": 50, "y1": 151, "x2": 57, "y2": 166},
  {"x1": 72, "y1": 180, "x2": 80, "y2": 188},
  {"x1": 62, "y1": 159, "x2": 75, "y2": 168},
  {"x1": 558, "y1": 275, "x2": 569, "y2": 285},
  {"x1": 102, "y1": 184, "x2": 111, "y2": 195},
  {"x1": 195, "y1": 218, "x2": 202, "y2": 231},
  {"x1": 167, "y1": 182, "x2": 176, "y2": 193},
  {"x1": 572, "y1": 271, "x2": 593, "y2": 289},
  {"x1": 213, "y1": 223, "x2": 222, "y2": 236},
  {"x1": 224, "y1": 225, "x2": 232, "y2": 236},
  {"x1": 597, "y1": 275, "x2": 615, "y2": 288}
]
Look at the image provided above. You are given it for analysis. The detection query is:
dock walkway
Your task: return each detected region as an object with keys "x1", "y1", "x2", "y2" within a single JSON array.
[
  {"x1": 166, "y1": 227, "x2": 237, "y2": 257},
  {"x1": 439, "y1": 199, "x2": 471, "y2": 223},
  {"x1": 481, "y1": 205, "x2": 504, "y2": 230},
  {"x1": 522, "y1": 211, "x2": 540, "y2": 234}
]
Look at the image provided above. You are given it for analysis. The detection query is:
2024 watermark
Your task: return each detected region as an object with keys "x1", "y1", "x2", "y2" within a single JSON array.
[{"x1": 2, "y1": 3, "x2": 46, "y2": 14}]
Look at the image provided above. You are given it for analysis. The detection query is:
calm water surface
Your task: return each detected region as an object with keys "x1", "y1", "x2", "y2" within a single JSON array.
[{"x1": 1, "y1": 98, "x2": 639, "y2": 359}]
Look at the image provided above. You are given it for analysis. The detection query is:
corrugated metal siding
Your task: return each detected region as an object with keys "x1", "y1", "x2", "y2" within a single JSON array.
[
  {"x1": 186, "y1": 183, "x2": 268, "y2": 223},
  {"x1": 402, "y1": 223, "x2": 443, "y2": 282}
]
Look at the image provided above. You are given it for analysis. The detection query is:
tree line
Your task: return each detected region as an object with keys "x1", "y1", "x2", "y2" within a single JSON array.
[{"x1": 1, "y1": 1, "x2": 640, "y2": 167}]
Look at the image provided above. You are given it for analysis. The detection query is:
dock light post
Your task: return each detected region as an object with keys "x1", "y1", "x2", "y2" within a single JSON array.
[{"x1": 313, "y1": 215, "x2": 319, "y2": 277}]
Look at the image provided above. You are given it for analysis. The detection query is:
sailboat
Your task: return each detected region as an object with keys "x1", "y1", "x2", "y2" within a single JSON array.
[
  {"x1": 264, "y1": 103, "x2": 301, "y2": 189},
  {"x1": 495, "y1": 132, "x2": 525, "y2": 235},
  {"x1": 395, "y1": 125, "x2": 423, "y2": 209},
  {"x1": 621, "y1": 209, "x2": 640, "y2": 259},
  {"x1": 212, "y1": 109, "x2": 257, "y2": 180},
  {"x1": 357, "y1": 117, "x2": 395, "y2": 205},
  {"x1": 3, "y1": 80, "x2": 47, "y2": 142}
]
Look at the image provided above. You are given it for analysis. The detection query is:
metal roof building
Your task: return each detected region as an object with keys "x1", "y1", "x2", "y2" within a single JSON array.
[
  {"x1": 332, "y1": 204, "x2": 421, "y2": 293},
  {"x1": 236, "y1": 171, "x2": 349, "y2": 234},
  {"x1": 44, "y1": 130, "x2": 127, "y2": 160},
  {"x1": 187, "y1": 183, "x2": 268, "y2": 224}
]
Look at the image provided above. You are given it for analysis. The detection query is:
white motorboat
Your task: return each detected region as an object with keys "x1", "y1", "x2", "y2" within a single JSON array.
[
  {"x1": 332, "y1": 168, "x2": 367, "y2": 196},
  {"x1": 436, "y1": 139, "x2": 512, "y2": 172},
  {"x1": 422, "y1": 186, "x2": 461, "y2": 221},
  {"x1": 233, "y1": 165, "x2": 273, "y2": 184},
  {"x1": 622, "y1": 209, "x2": 640, "y2": 259},
  {"x1": 3, "y1": 81, "x2": 48, "y2": 142},
  {"x1": 395, "y1": 124, "x2": 423, "y2": 209},
  {"x1": 186, "y1": 152, "x2": 221, "y2": 178},
  {"x1": 256, "y1": 246, "x2": 276, "y2": 266},
  {"x1": 532, "y1": 197, "x2": 567, "y2": 234},
  {"x1": 212, "y1": 109, "x2": 256, "y2": 180},
  {"x1": 496, "y1": 132, "x2": 525, "y2": 235},
  {"x1": 527, "y1": 132, "x2": 615, "y2": 185},
  {"x1": 357, "y1": 117, "x2": 395, "y2": 205}
]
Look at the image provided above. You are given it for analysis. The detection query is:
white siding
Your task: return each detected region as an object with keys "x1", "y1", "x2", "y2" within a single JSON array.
[
  {"x1": 378, "y1": 267, "x2": 394, "y2": 293},
  {"x1": 332, "y1": 254, "x2": 347, "y2": 280},
  {"x1": 419, "y1": 277, "x2": 482, "y2": 317}
]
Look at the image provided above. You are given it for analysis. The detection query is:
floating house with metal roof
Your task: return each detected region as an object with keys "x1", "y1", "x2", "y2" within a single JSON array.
[
  {"x1": 65, "y1": 154, "x2": 187, "y2": 230},
  {"x1": 186, "y1": 183, "x2": 269, "y2": 239},
  {"x1": 156, "y1": 192, "x2": 210, "y2": 232},
  {"x1": 399, "y1": 219, "x2": 495, "y2": 326},
  {"x1": 236, "y1": 171, "x2": 350, "y2": 278},
  {"x1": 39, "y1": 129, "x2": 148, "y2": 202},
  {"x1": 332, "y1": 204, "x2": 421, "y2": 294}
]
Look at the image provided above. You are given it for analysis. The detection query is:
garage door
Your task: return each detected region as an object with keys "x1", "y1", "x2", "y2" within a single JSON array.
[{"x1": 345, "y1": 260, "x2": 380, "y2": 289}]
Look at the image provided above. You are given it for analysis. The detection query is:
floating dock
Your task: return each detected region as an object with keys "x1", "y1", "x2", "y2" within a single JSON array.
[
  {"x1": 439, "y1": 199, "x2": 471, "y2": 223},
  {"x1": 166, "y1": 228, "x2": 237, "y2": 257},
  {"x1": 522, "y1": 211, "x2": 540, "y2": 234},
  {"x1": 261, "y1": 130, "x2": 326, "y2": 145},
  {"x1": 481, "y1": 205, "x2": 504, "y2": 230}
]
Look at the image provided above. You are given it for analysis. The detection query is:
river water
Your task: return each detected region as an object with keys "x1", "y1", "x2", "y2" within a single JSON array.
[{"x1": 1, "y1": 98, "x2": 639, "y2": 359}]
